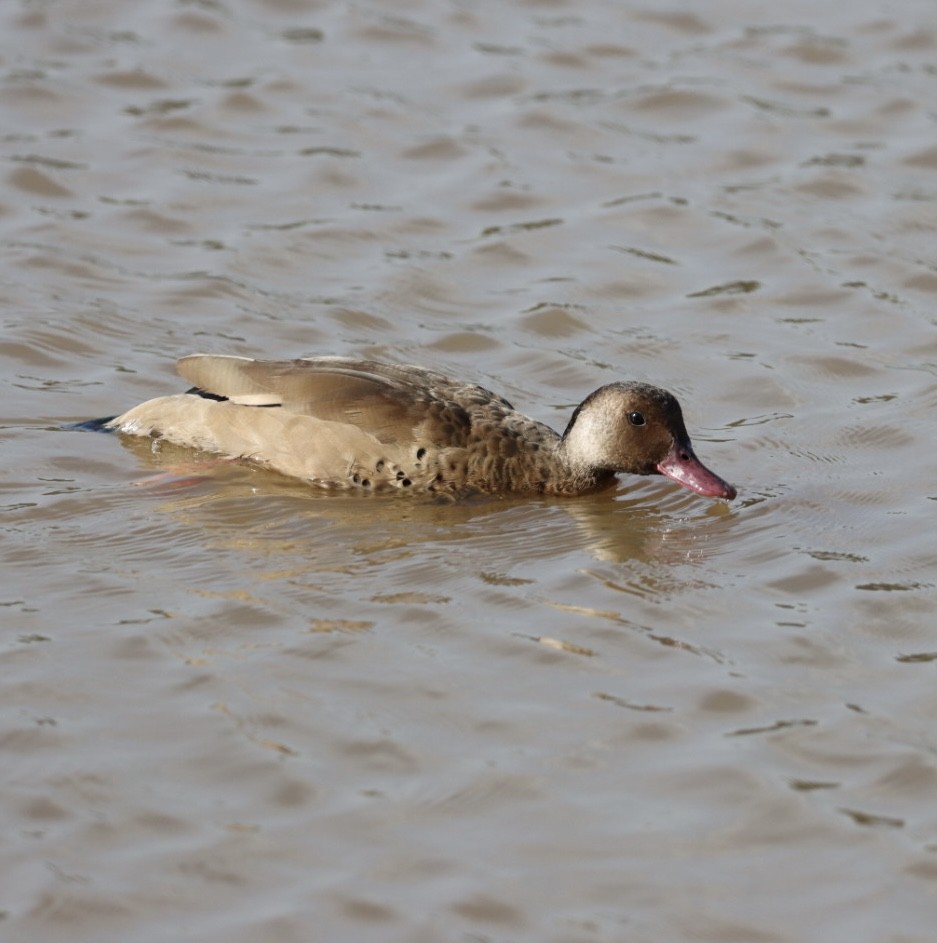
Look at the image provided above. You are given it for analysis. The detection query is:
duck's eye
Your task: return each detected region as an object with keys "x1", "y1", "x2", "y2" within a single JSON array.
[{"x1": 628, "y1": 411, "x2": 646, "y2": 426}]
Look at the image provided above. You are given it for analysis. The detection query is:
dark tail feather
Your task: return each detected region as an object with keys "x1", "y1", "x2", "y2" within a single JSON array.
[
  {"x1": 65, "y1": 416, "x2": 118, "y2": 433},
  {"x1": 186, "y1": 386, "x2": 227, "y2": 402}
]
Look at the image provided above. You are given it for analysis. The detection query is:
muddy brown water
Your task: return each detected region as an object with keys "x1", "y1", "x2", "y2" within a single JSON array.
[{"x1": 3, "y1": 2, "x2": 937, "y2": 941}]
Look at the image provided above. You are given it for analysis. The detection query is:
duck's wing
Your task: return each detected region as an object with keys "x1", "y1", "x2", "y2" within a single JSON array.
[{"x1": 177, "y1": 354, "x2": 472, "y2": 447}]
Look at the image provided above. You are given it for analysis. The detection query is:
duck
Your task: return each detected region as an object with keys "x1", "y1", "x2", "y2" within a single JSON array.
[{"x1": 104, "y1": 354, "x2": 737, "y2": 500}]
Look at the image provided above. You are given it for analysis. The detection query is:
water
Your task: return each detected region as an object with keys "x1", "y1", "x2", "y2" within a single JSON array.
[{"x1": 3, "y1": 1, "x2": 937, "y2": 941}]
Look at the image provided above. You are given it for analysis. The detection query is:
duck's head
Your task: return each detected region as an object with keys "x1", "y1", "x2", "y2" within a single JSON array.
[{"x1": 561, "y1": 382, "x2": 736, "y2": 500}]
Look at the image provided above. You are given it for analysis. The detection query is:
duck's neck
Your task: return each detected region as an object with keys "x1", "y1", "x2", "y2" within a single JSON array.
[
  {"x1": 478, "y1": 416, "x2": 612, "y2": 496},
  {"x1": 537, "y1": 438, "x2": 612, "y2": 496}
]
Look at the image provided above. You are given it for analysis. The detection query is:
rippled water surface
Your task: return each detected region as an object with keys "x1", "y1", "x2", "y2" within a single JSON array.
[{"x1": 3, "y1": 1, "x2": 937, "y2": 941}]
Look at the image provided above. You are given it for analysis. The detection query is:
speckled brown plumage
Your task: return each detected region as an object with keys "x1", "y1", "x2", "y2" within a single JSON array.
[{"x1": 106, "y1": 355, "x2": 736, "y2": 500}]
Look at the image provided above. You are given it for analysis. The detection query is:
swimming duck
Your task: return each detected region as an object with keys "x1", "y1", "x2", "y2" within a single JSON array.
[{"x1": 106, "y1": 355, "x2": 736, "y2": 500}]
